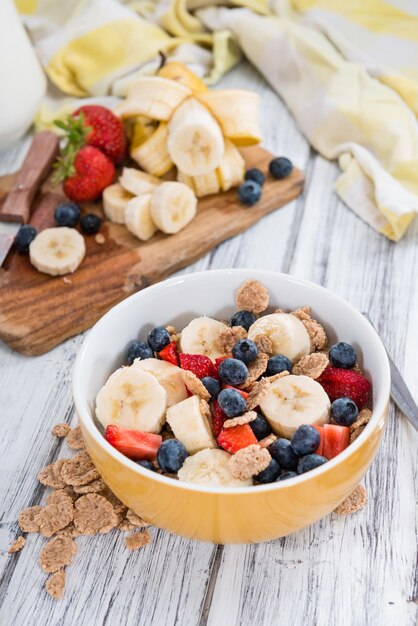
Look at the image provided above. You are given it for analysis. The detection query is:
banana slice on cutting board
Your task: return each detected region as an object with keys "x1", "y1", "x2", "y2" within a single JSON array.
[
  {"x1": 29, "y1": 227, "x2": 85, "y2": 276},
  {"x1": 114, "y1": 76, "x2": 192, "y2": 121},
  {"x1": 166, "y1": 395, "x2": 216, "y2": 454},
  {"x1": 96, "y1": 367, "x2": 167, "y2": 434},
  {"x1": 150, "y1": 181, "x2": 197, "y2": 234},
  {"x1": 178, "y1": 448, "x2": 253, "y2": 487},
  {"x1": 132, "y1": 358, "x2": 188, "y2": 406},
  {"x1": 103, "y1": 183, "x2": 134, "y2": 224},
  {"x1": 179, "y1": 316, "x2": 229, "y2": 361},
  {"x1": 125, "y1": 195, "x2": 157, "y2": 241},
  {"x1": 248, "y1": 313, "x2": 311, "y2": 362},
  {"x1": 217, "y1": 140, "x2": 245, "y2": 191},
  {"x1": 191, "y1": 170, "x2": 220, "y2": 197},
  {"x1": 130, "y1": 122, "x2": 173, "y2": 177},
  {"x1": 259, "y1": 374, "x2": 330, "y2": 438},
  {"x1": 119, "y1": 168, "x2": 160, "y2": 196}
]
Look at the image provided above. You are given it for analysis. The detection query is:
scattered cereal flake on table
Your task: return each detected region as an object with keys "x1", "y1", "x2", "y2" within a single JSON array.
[
  {"x1": 39, "y1": 535, "x2": 77, "y2": 573},
  {"x1": 38, "y1": 460, "x2": 67, "y2": 490},
  {"x1": 35, "y1": 500, "x2": 75, "y2": 538},
  {"x1": 45, "y1": 570, "x2": 66, "y2": 600},
  {"x1": 95, "y1": 233, "x2": 105, "y2": 245},
  {"x1": 228, "y1": 444, "x2": 271, "y2": 480},
  {"x1": 45, "y1": 490, "x2": 74, "y2": 508},
  {"x1": 224, "y1": 410, "x2": 257, "y2": 429},
  {"x1": 19, "y1": 506, "x2": 42, "y2": 533},
  {"x1": 101, "y1": 488, "x2": 128, "y2": 520},
  {"x1": 117, "y1": 519, "x2": 137, "y2": 532},
  {"x1": 66, "y1": 426, "x2": 86, "y2": 451},
  {"x1": 57, "y1": 523, "x2": 81, "y2": 538},
  {"x1": 61, "y1": 451, "x2": 100, "y2": 487},
  {"x1": 259, "y1": 434, "x2": 277, "y2": 448},
  {"x1": 240, "y1": 353, "x2": 269, "y2": 388},
  {"x1": 74, "y1": 493, "x2": 118, "y2": 534},
  {"x1": 253, "y1": 334, "x2": 273, "y2": 356},
  {"x1": 181, "y1": 370, "x2": 211, "y2": 401},
  {"x1": 73, "y1": 478, "x2": 106, "y2": 494},
  {"x1": 236, "y1": 280, "x2": 270, "y2": 314},
  {"x1": 333, "y1": 485, "x2": 367, "y2": 515},
  {"x1": 51, "y1": 423, "x2": 71, "y2": 438},
  {"x1": 216, "y1": 326, "x2": 247, "y2": 353},
  {"x1": 8, "y1": 536, "x2": 26, "y2": 554},
  {"x1": 125, "y1": 529, "x2": 152, "y2": 551},
  {"x1": 126, "y1": 509, "x2": 150, "y2": 528},
  {"x1": 293, "y1": 352, "x2": 329, "y2": 379},
  {"x1": 291, "y1": 307, "x2": 327, "y2": 351},
  {"x1": 350, "y1": 409, "x2": 372, "y2": 443}
]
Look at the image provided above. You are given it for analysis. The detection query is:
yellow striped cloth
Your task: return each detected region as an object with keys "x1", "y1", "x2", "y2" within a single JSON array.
[{"x1": 17, "y1": 0, "x2": 418, "y2": 240}]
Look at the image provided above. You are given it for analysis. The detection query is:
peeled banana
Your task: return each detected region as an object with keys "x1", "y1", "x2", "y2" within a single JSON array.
[
  {"x1": 130, "y1": 122, "x2": 173, "y2": 177},
  {"x1": 114, "y1": 76, "x2": 192, "y2": 121},
  {"x1": 29, "y1": 227, "x2": 85, "y2": 276},
  {"x1": 158, "y1": 61, "x2": 208, "y2": 93},
  {"x1": 217, "y1": 140, "x2": 245, "y2": 191},
  {"x1": 150, "y1": 181, "x2": 197, "y2": 234},
  {"x1": 119, "y1": 168, "x2": 160, "y2": 196},
  {"x1": 124, "y1": 195, "x2": 157, "y2": 241},
  {"x1": 103, "y1": 183, "x2": 134, "y2": 224}
]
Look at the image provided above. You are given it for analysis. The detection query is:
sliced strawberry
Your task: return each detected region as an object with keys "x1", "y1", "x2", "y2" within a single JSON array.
[
  {"x1": 159, "y1": 341, "x2": 179, "y2": 366},
  {"x1": 222, "y1": 384, "x2": 249, "y2": 401},
  {"x1": 179, "y1": 353, "x2": 215, "y2": 379},
  {"x1": 105, "y1": 425, "x2": 162, "y2": 461},
  {"x1": 212, "y1": 400, "x2": 228, "y2": 437},
  {"x1": 313, "y1": 425, "x2": 324, "y2": 455},
  {"x1": 217, "y1": 424, "x2": 257, "y2": 454},
  {"x1": 317, "y1": 366, "x2": 371, "y2": 409},
  {"x1": 322, "y1": 424, "x2": 350, "y2": 460}
]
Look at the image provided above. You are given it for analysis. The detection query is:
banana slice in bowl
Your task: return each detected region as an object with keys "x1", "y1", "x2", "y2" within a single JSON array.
[
  {"x1": 166, "y1": 395, "x2": 216, "y2": 454},
  {"x1": 178, "y1": 449, "x2": 253, "y2": 487},
  {"x1": 248, "y1": 313, "x2": 311, "y2": 362},
  {"x1": 179, "y1": 316, "x2": 229, "y2": 360},
  {"x1": 132, "y1": 358, "x2": 188, "y2": 406}
]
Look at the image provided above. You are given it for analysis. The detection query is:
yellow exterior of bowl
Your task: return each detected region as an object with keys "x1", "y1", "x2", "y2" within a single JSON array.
[{"x1": 80, "y1": 405, "x2": 387, "y2": 544}]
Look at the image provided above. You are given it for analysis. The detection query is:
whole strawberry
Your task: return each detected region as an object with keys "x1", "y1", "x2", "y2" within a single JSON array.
[
  {"x1": 72, "y1": 105, "x2": 126, "y2": 164},
  {"x1": 63, "y1": 146, "x2": 115, "y2": 203}
]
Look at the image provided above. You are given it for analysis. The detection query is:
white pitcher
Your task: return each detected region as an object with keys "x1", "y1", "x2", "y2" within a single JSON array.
[{"x1": 0, "y1": 0, "x2": 46, "y2": 148}]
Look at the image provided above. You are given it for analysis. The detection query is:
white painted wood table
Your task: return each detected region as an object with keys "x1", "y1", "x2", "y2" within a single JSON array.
[{"x1": 0, "y1": 63, "x2": 417, "y2": 626}]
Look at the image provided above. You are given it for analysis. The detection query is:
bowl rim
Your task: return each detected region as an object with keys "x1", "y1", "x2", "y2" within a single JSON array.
[{"x1": 73, "y1": 269, "x2": 391, "y2": 495}]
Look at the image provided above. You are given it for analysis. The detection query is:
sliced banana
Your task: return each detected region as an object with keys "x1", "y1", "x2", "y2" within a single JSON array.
[
  {"x1": 177, "y1": 170, "x2": 195, "y2": 191},
  {"x1": 180, "y1": 316, "x2": 229, "y2": 361},
  {"x1": 119, "y1": 168, "x2": 160, "y2": 196},
  {"x1": 167, "y1": 97, "x2": 225, "y2": 176},
  {"x1": 130, "y1": 116, "x2": 158, "y2": 148},
  {"x1": 114, "y1": 76, "x2": 192, "y2": 121},
  {"x1": 95, "y1": 367, "x2": 167, "y2": 434},
  {"x1": 178, "y1": 448, "x2": 253, "y2": 487},
  {"x1": 29, "y1": 227, "x2": 85, "y2": 276},
  {"x1": 259, "y1": 374, "x2": 330, "y2": 438},
  {"x1": 103, "y1": 183, "x2": 134, "y2": 224},
  {"x1": 150, "y1": 181, "x2": 197, "y2": 234},
  {"x1": 166, "y1": 395, "x2": 217, "y2": 454},
  {"x1": 130, "y1": 122, "x2": 173, "y2": 177},
  {"x1": 216, "y1": 140, "x2": 245, "y2": 191},
  {"x1": 124, "y1": 195, "x2": 157, "y2": 241},
  {"x1": 132, "y1": 358, "x2": 188, "y2": 407},
  {"x1": 191, "y1": 170, "x2": 220, "y2": 197},
  {"x1": 248, "y1": 313, "x2": 311, "y2": 362}
]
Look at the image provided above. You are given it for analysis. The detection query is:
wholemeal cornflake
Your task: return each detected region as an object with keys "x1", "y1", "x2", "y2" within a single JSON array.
[
  {"x1": 51, "y1": 423, "x2": 70, "y2": 438},
  {"x1": 45, "y1": 490, "x2": 74, "y2": 508},
  {"x1": 95, "y1": 233, "x2": 105, "y2": 245},
  {"x1": 8, "y1": 536, "x2": 26, "y2": 554},
  {"x1": 291, "y1": 306, "x2": 327, "y2": 351},
  {"x1": 266, "y1": 371, "x2": 290, "y2": 384},
  {"x1": 181, "y1": 370, "x2": 211, "y2": 401},
  {"x1": 126, "y1": 509, "x2": 150, "y2": 528},
  {"x1": 38, "y1": 460, "x2": 67, "y2": 490},
  {"x1": 253, "y1": 334, "x2": 273, "y2": 356},
  {"x1": 125, "y1": 529, "x2": 152, "y2": 551},
  {"x1": 57, "y1": 523, "x2": 81, "y2": 538},
  {"x1": 73, "y1": 478, "x2": 106, "y2": 494},
  {"x1": 228, "y1": 445, "x2": 271, "y2": 480},
  {"x1": 117, "y1": 519, "x2": 137, "y2": 532},
  {"x1": 100, "y1": 487, "x2": 128, "y2": 521},
  {"x1": 35, "y1": 500, "x2": 75, "y2": 538},
  {"x1": 73, "y1": 493, "x2": 118, "y2": 535},
  {"x1": 19, "y1": 506, "x2": 42, "y2": 533},
  {"x1": 333, "y1": 485, "x2": 367, "y2": 515},
  {"x1": 66, "y1": 426, "x2": 86, "y2": 451},
  {"x1": 350, "y1": 409, "x2": 372, "y2": 443},
  {"x1": 61, "y1": 451, "x2": 100, "y2": 487},
  {"x1": 45, "y1": 571, "x2": 66, "y2": 600},
  {"x1": 39, "y1": 535, "x2": 77, "y2": 573},
  {"x1": 199, "y1": 399, "x2": 212, "y2": 421},
  {"x1": 274, "y1": 308, "x2": 285, "y2": 314},
  {"x1": 246, "y1": 378, "x2": 270, "y2": 410},
  {"x1": 259, "y1": 434, "x2": 277, "y2": 448},
  {"x1": 293, "y1": 352, "x2": 329, "y2": 379},
  {"x1": 236, "y1": 280, "x2": 270, "y2": 314},
  {"x1": 216, "y1": 326, "x2": 247, "y2": 353},
  {"x1": 165, "y1": 325, "x2": 176, "y2": 336},
  {"x1": 240, "y1": 352, "x2": 269, "y2": 388},
  {"x1": 223, "y1": 410, "x2": 257, "y2": 429}
]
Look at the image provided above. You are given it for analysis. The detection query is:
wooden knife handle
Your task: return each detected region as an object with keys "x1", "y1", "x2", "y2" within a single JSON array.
[{"x1": 0, "y1": 131, "x2": 59, "y2": 224}]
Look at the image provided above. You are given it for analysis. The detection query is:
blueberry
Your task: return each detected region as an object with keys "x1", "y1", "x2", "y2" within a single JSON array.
[
  {"x1": 157, "y1": 439, "x2": 188, "y2": 473},
  {"x1": 137, "y1": 460, "x2": 156, "y2": 472},
  {"x1": 291, "y1": 425, "x2": 320, "y2": 456},
  {"x1": 218, "y1": 388, "x2": 247, "y2": 418},
  {"x1": 270, "y1": 438, "x2": 299, "y2": 470},
  {"x1": 54, "y1": 201, "x2": 81, "y2": 227},
  {"x1": 277, "y1": 471, "x2": 298, "y2": 481},
  {"x1": 126, "y1": 340, "x2": 153, "y2": 365},
  {"x1": 329, "y1": 342, "x2": 357, "y2": 369},
  {"x1": 249, "y1": 414, "x2": 272, "y2": 440},
  {"x1": 218, "y1": 358, "x2": 248, "y2": 386},
  {"x1": 15, "y1": 225, "x2": 37, "y2": 254},
  {"x1": 202, "y1": 376, "x2": 220, "y2": 400},
  {"x1": 245, "y1": 168, "x2": 265, "y2": 187},
  {"x1": 297, "y1": 454, "x2": 327, "y2": 474},
  {"x1": 331, "y1": 397, "x2": 359, "y2": 426},
  {"x1": 80, "y1": 213, "x2": 101, "y2": 234},
  {"x1": 255, "y1": 459, "x2": 281, "y2": 483},
  {"x1": 265, "y1": 354, "x2": 292, "y2": 377},
  {"x1": 232, "y1": 339, "x2": 258, "y2": 364},
  {"x1": 230, "y1": 310, "x2": 256, "y2": 331},
  {"x1": 237, "y1": 180, "x2": 262, "y2": 206},
  {"x1": 269, "y1": 157, "x2": 293, "y2": 180},
  {"x1": 148, "y1": 326, "x2": 170, "y2": 352}
]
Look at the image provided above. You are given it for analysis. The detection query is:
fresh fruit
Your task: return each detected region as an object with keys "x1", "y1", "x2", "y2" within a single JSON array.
[
  {"x1": 15, "y1": 225, "x2": 37, "y2": 254},
  {"x1": 126, "y1": 341, "x2": 153, "y2": 365},
  {"x1": 115, "y1": 76, "x2": 192, "y2": 121},
  {"x1": 159, "y1": 342, "x2": 179, "y2": 366},
  {"x1": 218, "y1": 358, "x2": 248, "y2": 386},
  {"x1": 179, "y1": 353, "x2": 216, "y2": 379},
  {"x1": 245, "y1": 168, "x2": 265, "y2": 186},
  {"x1": 201, "y1": 376, "x2": 220, "y2": 400},
  {"x1": 313, "y1": 425, "x2": 324, "y2": 455},
  {"x1": 331, "y1": 397, "x2": 359, "y2": 426},
  {"x1": 70, "y1": 105, "x2": 126, "y2": 163},
  {"x1": 254, "y1": 459, "x2": 281, "y2": 483},
  {"x1": 232, "y1": 339, "x2": 258, "y2": 364},
  {"x1": 249, "y1": 414, "x2": 272, "y2": 440},
  {"x1": 95, "y1": 367, "x2": 167, "y2": 433},
  {"x1": 105, "y1": 425, "x2": 162, "y2": 461},
  {"x1": 157, "y1": 439, "x2": 188, "y2": 473},
  {"x1": 166, "y1": 395, "x2": 217, "y2": 454},
  {"x1": 102, "y1": 183, "x2": 133, "y2": 224},
  {"x1": 212, "y1": 400, "x2": 228, "y2": 436},
  {"x1": 217, "y1": 423, "x2": 257, "y2": 454},
  {"x1": 148, "y1": 326, "x2": 171, "y2": 352},
  {"x1": 130, "y1": 122, "x2": 173, "y2": 176},
  {"x1": 269, "y1": 157, "x2": 293, "y2": 179},
  {"x1": 62, "y1": 146, "x2": 115, "y2": 203},
  {"x1": 222, "y1": 385, "x2": 249, "y2": 400},
  {"x1": 329, "y1": 342, "x2": 357, "y2": 369},
  {"x1": 277, "y1": 471, "x2": 298, "y2": 481},
  {"x1": 54, "y1": 202, "x2": 81, "y2": 227},
  {"x1": 124, "y1": 195, "x2": 157, "y2": 241},
  {"x1": 157, "y1": 62, "x2": 208, "y2": 93},
  {"x1": 133, "y1": 358, "x2": 188, "y2": 407},
  {"x1": 290, "y1": 424, "x2": 321, "y2": 456},
  {"x1": 216, "y1": 140, "x2": 245, "y2": 192},
  {"x1": 217, "y1": 388, "x2": 247, "y2": 418},
  {"x1": 119, "y1": 168, "x2": 160, "y2": 195},
  {"x1": 137, "y1": 460, "x2": 156, "y2": 471},
  {"x1": 150, "y1": 181, "x2": 197, "y2": 234},
  {"x1": 180, "y1": 317, "x2": 228, "y2": 361},
  {"x1": 29, "y1": 227, "x2": 85, "y2": 276},
  {"x1": 297, "y1": 454, "x2": 328, "y2": 474},
  {"x1": 178, "y1": 448, "x2": 252, "y2": 486},
  {"x1": 317, "y1": 366, "x2": 372, "y2": 409},
  {"x1": 129, "y1": 116, "x2": 158, "y2": 148},
  {"x1": 189, "y1": 170, "x2": 220, "y2": 198},
  {"x1": 167, "y1": 98, "x2": 225, "y2": 176},
  {"x1": 265, "y1": 354, "x2": 292, "y2": 376},
  {"x1": 269, "y1": 438, "x2": 299, "y2": 470},
  {"x1": 259, "y1": 374, "x2": 331, "y2": 437},
  {"x1": 248, "y1": 313, "x2": 311, "y2": 362},
  {"x1": 176, "y1": 170, "x2": 195, "y2": 191},
  {"x1": 322, "y1": 424, "x2": 350, "y2": 459},
  {"x1": 80, "y1": 213, "x2": 101, "y2": 235},
  {"x1": 237, "y1": 180, "x2": 262, "y2": 206},
  {"x1": 230, "y1": 310, "x2": 256, "y2": 331}
]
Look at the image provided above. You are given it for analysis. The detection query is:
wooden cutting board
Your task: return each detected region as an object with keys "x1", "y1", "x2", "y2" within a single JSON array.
[{"x1": 0, "y1": 146, "x2": 304, "y2": 355}]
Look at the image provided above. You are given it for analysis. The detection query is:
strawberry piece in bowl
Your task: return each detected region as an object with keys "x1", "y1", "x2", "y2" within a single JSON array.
[
  {"x1": 105, "y1": 425, "x2": 162, "y2": 461},
  {"x1": 212, "y1": 400, "x2": 228, "y2": 437},
  {"x1": 179, "y1": 353, "x2": 216, "y2": 379},
  {"x1": 322, "y1": 424, "x2": 350, "y2": 460},
  {"x1": 217, "y1": 423, "x2": 258, "y2": 454},
  {"x1": 317, "y1": 366, "x2": 371, "y2": 409},
  {"x1": 159, "y1": 341, "x2": 179, "y2": 366}
]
